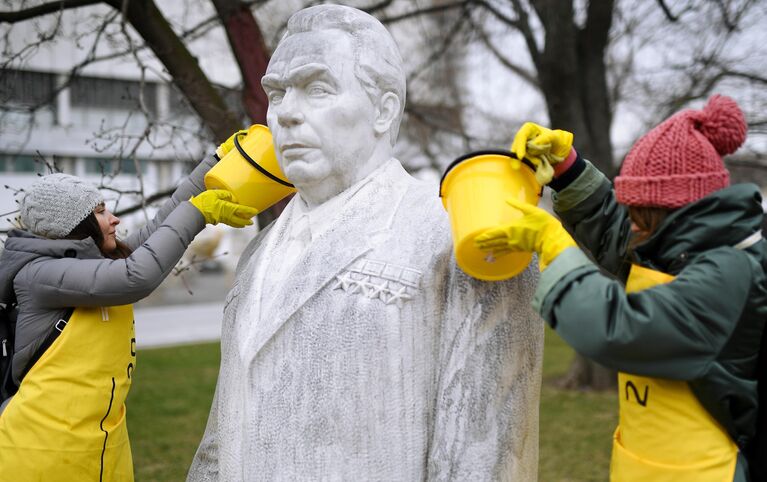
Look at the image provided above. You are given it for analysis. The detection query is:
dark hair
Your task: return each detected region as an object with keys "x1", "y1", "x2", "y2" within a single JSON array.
[
  {"x1": 627, "y1": 206, "x2": 672, "y2": 248},
  {"x1": 66, "y1": 212, "x2": 132, "y2": 259}
]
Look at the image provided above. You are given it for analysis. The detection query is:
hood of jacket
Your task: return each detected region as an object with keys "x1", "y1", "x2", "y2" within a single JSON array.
[
  {"x1": 633, "y1": 184, "x2": 764, "y2": 274},
  {"x1": 0, "y1": 229, "x2": 103, "y2": 304}
]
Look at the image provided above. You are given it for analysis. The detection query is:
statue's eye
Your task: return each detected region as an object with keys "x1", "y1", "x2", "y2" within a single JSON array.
[
  {"x1": 307, "y1": 84, "x2": 329, "y2": 97},
  {"x1": 268, "y1": 91, "x2": 285, "y2": 104}
]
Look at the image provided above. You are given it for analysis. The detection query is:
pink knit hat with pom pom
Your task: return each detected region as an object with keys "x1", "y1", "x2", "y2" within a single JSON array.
[{"x1": 615, "y1": 95, "x2": 747, "y2": 208}]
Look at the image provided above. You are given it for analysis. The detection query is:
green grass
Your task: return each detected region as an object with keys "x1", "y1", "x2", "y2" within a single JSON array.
[
  {"x1": 128, "y1": 328, "x2": 617, "y2": 481},
  {"x1": 539, "y1": 328, "x2": 617, "y2": 481},
  {"x1": 127, "y1": 342, "x2": 221, "y2": 482}
]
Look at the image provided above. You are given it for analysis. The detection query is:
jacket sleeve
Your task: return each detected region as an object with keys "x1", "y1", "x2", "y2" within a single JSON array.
[
  {"x1": 533, "y1": 246, "x2": 754, "y2": 380},
  {"x1": 22, "y1": 203, "x2": 205, "y2": 308},
  {"x1": 551, "y1": 157, "x2": 633, "y2": 281},
  {"x1": 123, "y1": 154, "x2": 217, "y2": 251},
  {"x1": 428, "y1": 264, "x2": 543, "y2": 480}
]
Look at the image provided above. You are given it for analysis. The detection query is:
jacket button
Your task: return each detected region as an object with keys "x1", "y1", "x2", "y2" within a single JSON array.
[{"x1": 64, "y1": 249, "x2": 77, "y2": 258}]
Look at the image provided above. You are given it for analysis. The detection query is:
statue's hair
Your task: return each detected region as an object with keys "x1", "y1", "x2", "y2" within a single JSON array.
[{"x1": 284, "y1": 5, "x2": 406, "y2": 145}]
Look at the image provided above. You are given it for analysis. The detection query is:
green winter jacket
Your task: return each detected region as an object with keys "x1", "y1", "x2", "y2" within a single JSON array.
[{"x1": 533, "y1": 157, "x2": 766, "y2": 480}]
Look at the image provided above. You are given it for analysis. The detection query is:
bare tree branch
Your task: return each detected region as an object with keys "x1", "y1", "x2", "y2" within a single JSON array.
[
  {"x1": 503, "y1": 0, "x2": 541, "y2": 67},
  {"x1": 655, "y1": 0, "x2": 680, "y2": 22},
  {"x1": 406, "y1": 5, "x2": 469, "y2": 85},
  {"x1": 0, "y1": 5, "x2": 66, "y2": 67},
  {"x1": 476, "y1": 0, "x2": 524, "y2": 28},
  {"x1": 113, "y1": 187, "x2": 176, "y2": 216},
  {"x1": 0, "y1": 0, "x2": 101, "y2": 23},
  {"x1": 362, "y1": 0, "x2": 396, "y2": 14},
  {"x1": 720, "y1": 69, "x2": 767, "y2": 85},
  {"x1": 2, "y1": 9, "x2": 121, "y2": 114},
  {"x1": 405, "y1": 102, "x2": 473, "y2": 139},
  {"x1": 106, "y1": 0, "x2": 240, "y2": 141},
  {"x1": 466, "y1": 14, "x2": 539, "y2": 89},
  {"x1": 379, "y1": 0, "x2": 468, "y2": 24},
  {"x1": 714, "y1": 0, "x2": 736, "y2": 31}
]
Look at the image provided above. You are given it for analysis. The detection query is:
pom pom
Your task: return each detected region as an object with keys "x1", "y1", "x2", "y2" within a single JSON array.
[{"x1": 697, "y1": 94, "x2": 747, "y2": 155}]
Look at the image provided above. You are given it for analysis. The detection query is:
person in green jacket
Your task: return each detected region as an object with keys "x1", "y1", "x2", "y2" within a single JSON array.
[{"x1": 476, "y1": 95, "x2": 765, "y2": 481}]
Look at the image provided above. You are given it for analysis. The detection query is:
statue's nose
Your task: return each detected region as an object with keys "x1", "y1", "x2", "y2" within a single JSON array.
[{"x1": 276, "y1": 92, "x2": 305, "y2": 127}]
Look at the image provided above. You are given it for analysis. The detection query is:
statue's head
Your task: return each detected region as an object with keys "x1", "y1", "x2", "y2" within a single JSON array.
[{"x1": 262, "y1": 5, "x2": 406, "y2": 203}]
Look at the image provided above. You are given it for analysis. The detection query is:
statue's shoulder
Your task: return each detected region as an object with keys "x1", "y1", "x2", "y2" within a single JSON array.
[
  {"x1": 398, "y1": 175, "x2": 450, "y2": 230},
  {"x1": 385, "y1": 162, "x2": 443, "y2": 211},
  {"x1": 235, "y1": 222, "x2": 275, "y2": 274},
  {"x1": 375, "y1": 176, "x2": 452, "y2": 266}
]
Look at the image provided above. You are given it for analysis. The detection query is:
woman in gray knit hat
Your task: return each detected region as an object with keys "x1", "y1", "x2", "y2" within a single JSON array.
[{"x1": 0, "y1": 135, "x2": 258, "y2": 481}]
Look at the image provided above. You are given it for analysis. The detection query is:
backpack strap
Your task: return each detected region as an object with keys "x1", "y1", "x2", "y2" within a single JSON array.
[
  {"x1": 21, "y1": 307, "x2": 75, "y2": 380},
  {"x1": 733, "y1": 230, "x2": 762, "y2": 250},
  {"x1": 0, "y1": 302, "x2": 18, "y2": 402}
]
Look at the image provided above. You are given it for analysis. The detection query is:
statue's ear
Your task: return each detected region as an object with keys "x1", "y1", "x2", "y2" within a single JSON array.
[{"x1": 374, "y1": 92, "x2": 400, "y2": 136}]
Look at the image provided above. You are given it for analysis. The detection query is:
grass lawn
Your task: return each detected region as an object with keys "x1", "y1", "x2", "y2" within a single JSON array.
[
  {"x1": 127, "y1": 343, "x2": 221, "y2": 481},
  {"x1": 128, "y1": 328, "x2": 617, "y2": 481},
  {"x1": 539, "y1": 328, "x2": 617, "y2": 481}
]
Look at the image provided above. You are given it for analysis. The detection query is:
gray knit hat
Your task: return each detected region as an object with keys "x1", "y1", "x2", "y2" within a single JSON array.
[{"x1": 19, "y1": 173, "x2": 105, "y2": 239}]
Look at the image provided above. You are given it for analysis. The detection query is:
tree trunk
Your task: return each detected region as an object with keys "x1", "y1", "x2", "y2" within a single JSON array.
[
  {"x1": 108, "y1": 0, "x2": 241, "y2": 142},
  {"x1": 530, "y1": 0, "x2": 618, "y2": 389},
  {"x1": 211, "y1": 0, "x2": 270, "y2": 124},
  {"x1": 555, "y1": 353, "x2": 616, "y2": 391},
  {"x1": 530, "y1": 0, "x2": 615, "y2": 175},
  {"x1": 576, "y1": 0, "x2": 616, "y2": 176},
  {"x1": 212, "y1": 0, "x2": 285, "y2": 226}
]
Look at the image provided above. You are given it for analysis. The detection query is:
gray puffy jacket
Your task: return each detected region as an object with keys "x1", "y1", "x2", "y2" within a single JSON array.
[{"x1": 0, "y1": 155, "x2": 216, "y2": 384}]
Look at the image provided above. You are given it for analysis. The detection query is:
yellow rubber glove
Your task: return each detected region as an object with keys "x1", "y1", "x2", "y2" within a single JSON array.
[
  {"x1": 189, "y1": 190, "x2": 259, "y2": 228},
  {"x1": 511, "y1": 122, "x2": 574, "y2": 185},
  {"x1": 474, "y1": 197, "x2": 577, "y2": 271},
  {"x1": 216, "y1": 128, "x2": 249, "y2": 158}
]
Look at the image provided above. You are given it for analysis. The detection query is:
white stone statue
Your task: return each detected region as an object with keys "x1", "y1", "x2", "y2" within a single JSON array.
[{"x1": 187, "y1": 5, "x2": 543, "y2": 481}]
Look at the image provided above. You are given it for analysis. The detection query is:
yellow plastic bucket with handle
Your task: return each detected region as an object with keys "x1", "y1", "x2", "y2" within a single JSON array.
[
  {"x1": 440, "y1": 150, "x2": 542, "y2": 281},
  {"x1": 204, "y1": 124, "x2": 296, "y2": 211}
]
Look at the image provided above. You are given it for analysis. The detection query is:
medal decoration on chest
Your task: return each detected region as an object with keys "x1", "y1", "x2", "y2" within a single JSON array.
[{"x1": 333, "y1": 258, "x2": 422, "y2": 308}]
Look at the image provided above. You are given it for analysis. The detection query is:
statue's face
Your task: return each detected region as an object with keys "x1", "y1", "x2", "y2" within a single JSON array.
[{"x1": 262, "y1": 29, "x2": 379, "y2": 189}]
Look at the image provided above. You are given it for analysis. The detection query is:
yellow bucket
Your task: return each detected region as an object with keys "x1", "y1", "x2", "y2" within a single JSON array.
[
  {"x1": 204, "y1": 124, "x2": 296, "y2": 211},
  {"x1": 439, "y1": 150, "x2": 542, "y2": 281}
]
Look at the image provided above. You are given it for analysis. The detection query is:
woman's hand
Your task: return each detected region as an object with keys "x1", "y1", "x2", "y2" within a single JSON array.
[
  {"x1": 216, "y1": 128, "x2": 250, "y2": 158},
  {"x1": 511, "y1": 122, "x2": 574, "y2": 185},
  {"x1": 190, "y1": 190, "x2": 259, "y2": 228},
  {"x1": 474, "y1": 197, "x2": 577, "y2": 271}
]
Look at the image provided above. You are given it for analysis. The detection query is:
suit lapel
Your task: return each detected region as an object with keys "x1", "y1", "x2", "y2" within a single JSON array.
[
  {"x1": 235, "y1": 205, "x2": 292, "y2": 355},
  {"x1": 247, "y1": 160, "x2": 412, "y2": 359}
]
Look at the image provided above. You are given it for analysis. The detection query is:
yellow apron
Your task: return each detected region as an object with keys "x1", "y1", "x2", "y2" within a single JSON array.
[
  {"x1": 610, "y1": 264, "x2": 738, "y2": 481},
  {"x1": 0, "y1": 305, "x2": 137, "y2": 481}
]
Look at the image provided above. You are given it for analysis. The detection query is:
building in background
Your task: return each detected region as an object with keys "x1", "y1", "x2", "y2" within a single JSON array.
[
  {"x1": 0, "y1": 3, "x2": 258, "y2": 282},
  {"x1": 1, "y1": 68, "x2": 194, "y2": 200}
]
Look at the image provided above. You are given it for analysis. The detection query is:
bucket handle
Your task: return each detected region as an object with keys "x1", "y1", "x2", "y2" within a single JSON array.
[
  {"x1": 233, "y1": 133, "x2": 295, "y2": 188},
  {"x1": 438, "y1": 150, "x2": 539, "y2": 198}
]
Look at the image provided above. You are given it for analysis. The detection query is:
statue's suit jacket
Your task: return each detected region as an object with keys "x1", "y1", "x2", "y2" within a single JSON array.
[{"x1": 188, "y1": 160, "x2": 543, "y2": 481}]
